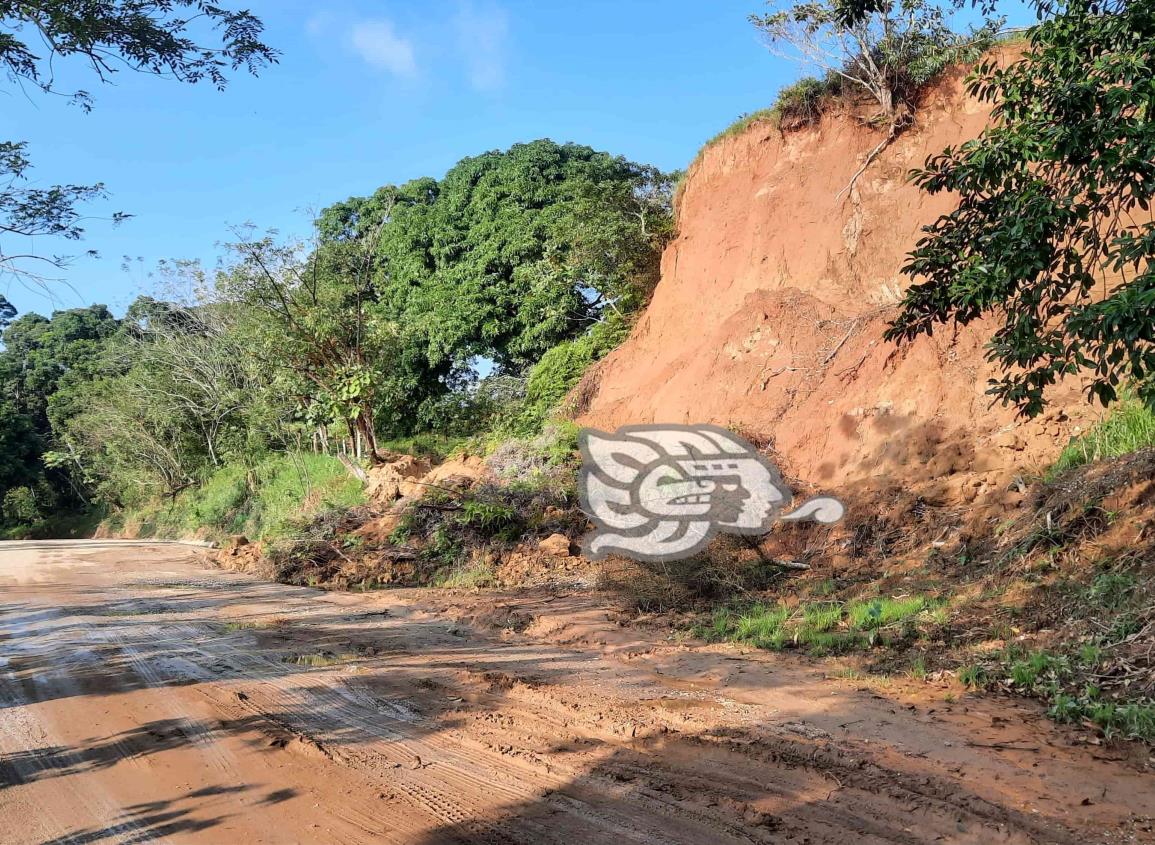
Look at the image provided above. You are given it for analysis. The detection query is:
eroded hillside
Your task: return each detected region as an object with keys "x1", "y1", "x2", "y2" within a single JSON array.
[{"x1": 578, "y1": 50, "x2": 1092, "y2": 500}]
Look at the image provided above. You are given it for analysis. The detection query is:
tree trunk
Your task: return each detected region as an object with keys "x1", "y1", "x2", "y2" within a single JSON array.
[
  {"x1": 355, "y1": 408, "x2": 384, "y2": 465},
  {"x1": 878, "y1": 85, "x2": 894, "y2": 118}
]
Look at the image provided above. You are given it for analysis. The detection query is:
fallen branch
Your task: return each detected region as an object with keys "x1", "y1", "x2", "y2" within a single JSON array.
[
  {"x1": 964, "y1": 741, "x2": 1040, "y2": 752},
  {"x1": 822, "y1": 320, "x2": 860, "y2": 366}
]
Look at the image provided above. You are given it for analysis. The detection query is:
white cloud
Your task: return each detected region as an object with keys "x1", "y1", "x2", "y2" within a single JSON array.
[
  {"x1": 349, "y1": 19, "x2": 418, "y2": 78},
  {"x1": 453, "y1": 2, "x2": 509, "y2": 92}
]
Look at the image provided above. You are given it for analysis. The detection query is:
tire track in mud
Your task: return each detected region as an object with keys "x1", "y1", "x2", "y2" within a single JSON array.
[
  {"x1": 85, "y1": 611, "x2": 777, "y2": 843},
  {"x1": 2, "y1": 543, "x2": 1143, "y2": 844},
  {"x1": 0, "y1": 606, "x2": 167, "y2": 844},
  {"x1": 109, "y1": 608, "x2": 1075, "y2": 844}
]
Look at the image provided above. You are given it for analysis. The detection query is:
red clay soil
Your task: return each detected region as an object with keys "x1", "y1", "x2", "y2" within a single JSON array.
[
  {"x1": 578, "y1": 50, "x2": 1096, "y2": 498},
  {"x1": 3, "y1": 540, "x2": 1154, "y2": 844}
]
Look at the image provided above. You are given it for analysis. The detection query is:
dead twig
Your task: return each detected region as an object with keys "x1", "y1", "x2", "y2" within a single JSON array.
[
  {"x1": 964, "y1": 741, "x2": 1040, "y2": 751},
  {"x1": 822, "y1": 320, "x2": 860, "y2": 366}
]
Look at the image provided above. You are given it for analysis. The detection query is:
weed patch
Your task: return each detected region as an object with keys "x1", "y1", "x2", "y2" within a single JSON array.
[
  {"x1": 694, "y1": 593, "x2": 940, "y2": 655},
  {"x1": 1050, "y1": 400, "x2": 1155, "y2": 478},
  {"x1": 971, "y1": 645, "x2": 1155, "y2": 742}
]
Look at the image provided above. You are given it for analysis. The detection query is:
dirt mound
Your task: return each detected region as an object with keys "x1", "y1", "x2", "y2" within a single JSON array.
[{"x1": 578, "y1": 53, "x2": 1094, "y2": 496}]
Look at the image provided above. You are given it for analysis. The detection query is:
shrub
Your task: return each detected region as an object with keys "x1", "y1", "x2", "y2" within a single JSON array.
[
  {"x1": 2, "y1": 486, "x2": 40, "y2": 524},
  {"x1": 506, "y1": 314, "x2": 631, "y2": 435},
  {"x1": 771, "y1": 74, "x2": 843, "y2": 130},
  {"x1": 751, "y1": 0, "x2": 999, "y2": 119},
  {"x1": 486, "y1": 422, "x2": 579, "y2": 484}
]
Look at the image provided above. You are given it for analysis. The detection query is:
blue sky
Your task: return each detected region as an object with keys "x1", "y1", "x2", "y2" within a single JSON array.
[{"x1": 0, "y1": 0, "x2": 1022, "y2": 318}]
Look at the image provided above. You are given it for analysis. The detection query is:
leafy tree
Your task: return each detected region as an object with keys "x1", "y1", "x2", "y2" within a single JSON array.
[
  {"x1": 326, "y1": 140, "x2": 674, "y2": 379},
  {"x1": 0, "y1": 398, "x2": 39, "y2": 494},
  {"x1": 2, "y1": 486, "x2": 41, "y2": 525},
  {"x1": 56, "y1": 289, "x2": 296, "y2": 503},
  {"x1": 217, "y1": 230, "x2": 412, "y2": 462},
  {"x1": 750, "y1": 0, "x2": 999, "y2": 119},
  {"x1": 0, "y1": 303, "x2": 118, "y2": 507},
  {"x1": 0, "y1": 304, "x2": 118, "y2": 428},
  {"x1": 0, "y1": 141, "x2": 129, "y2": 285},
  {"x1": 0, "y1": 1, "x2": 277, "y2": 283},
  {"x1": 886, "y1": 0, "x2": 1155, "y2": 417}
]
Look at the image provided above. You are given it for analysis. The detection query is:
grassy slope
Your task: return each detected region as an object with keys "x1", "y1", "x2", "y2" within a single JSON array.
[{"x1": 103, "y1": 452, "x2": 364, "y2": 544}]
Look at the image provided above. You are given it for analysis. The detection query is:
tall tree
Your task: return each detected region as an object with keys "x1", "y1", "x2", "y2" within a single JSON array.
[
  {"x1": 750, "y1": 0, "x2": 999, "y2": 119},
  {"x1": 0, "y1": 304, "x2": 117, "y2": 427},
  {"x1": 217, "y1": 230, "x2": 406, "y2": 462},
  {"x1": 333, "y1": 139, "x2": 675, "y2": 377},
  {"x1": 886, "y1": 0, "x2": 1155, "y2": 416}
]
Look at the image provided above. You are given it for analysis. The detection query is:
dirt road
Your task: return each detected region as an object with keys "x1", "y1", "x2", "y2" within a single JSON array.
[{"x1": 0, "y1": 541, "x2": 1151, "y2": 844}]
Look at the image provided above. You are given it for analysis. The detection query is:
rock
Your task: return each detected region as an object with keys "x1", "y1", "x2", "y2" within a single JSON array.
[
  {"x1": 538, "y1": 533, "x2": 572, "y2": 557},
  {"x1": 993, "y1": 430, "x2": 1027, "y2": 451}
]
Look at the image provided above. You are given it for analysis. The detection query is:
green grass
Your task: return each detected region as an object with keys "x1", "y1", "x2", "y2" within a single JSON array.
[
  {"x1": 847, "y1": 596, "x2": 929, "y2": 630},
  {"x1": 108, "y1": 452, "x2": 365, "y2": 543},
  {"x1": 1049, "y1": 399, "x2": 1155, "y2": 478},
  {"x1": 704, "y1": 108, "x2": 780, "y2": 150},
  {"x1": 695, "y1": 594, "x2": 938, "y2": 655},
  {"x1": 732, "y1": 604, "x2": 790, "y2": 649},
  {"x1": 685, "y1": 74, "x2": 846, "y2": 177},
  {"x1": 968, "y1": 645, "x2": 1155, "y2": 742},
  {"x1": 958, "y1": 664, "x2": 987, "y2": 688},
  {"x1": 802, "y1": 602, "x2": 843, "y2": 633},
  {"x1": 435, "y1": 560, "x2": 497, "y2": 589},
  {"x1": 1088, "y1": 571, "x2": 1137, "y2": 610}
]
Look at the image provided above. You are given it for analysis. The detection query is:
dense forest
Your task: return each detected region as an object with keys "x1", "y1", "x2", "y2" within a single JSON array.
[{"x1": 0, "y1": 140, "x2": 675, "y2": 536}]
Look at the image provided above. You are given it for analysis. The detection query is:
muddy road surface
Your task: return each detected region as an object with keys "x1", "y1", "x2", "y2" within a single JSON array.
[{"x1": 1, "y1": 541, "x2": 1152, "y2": 844}]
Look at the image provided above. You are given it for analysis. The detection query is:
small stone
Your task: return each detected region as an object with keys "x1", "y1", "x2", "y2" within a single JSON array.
[{"x1": 538, "y1": 533, "x2": 572, "y2": 557}]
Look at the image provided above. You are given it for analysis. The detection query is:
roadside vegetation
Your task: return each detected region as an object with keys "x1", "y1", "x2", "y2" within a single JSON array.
[
  {"x1": 0, "y1": 141, "x2": 675, "y2": 541},
  {"x1": 100, "y1": 454, "x2": 365, "y2": 544},
  {"x1": 696, "y1": 594, "x2": 943, "y2": 655},
  {"x1": 1049, "y1": 399, "x2": 1155, "y2": 479}
]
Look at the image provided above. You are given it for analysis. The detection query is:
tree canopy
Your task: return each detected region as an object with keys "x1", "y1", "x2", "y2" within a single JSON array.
[
  {"x1": 0, "y1": 137, "x2": 676, "y2": 529},
  {"x1": 887, "y1": 0, "x2": 1155, "y2": 416},
  {"x1": 323, "y1": 140, "x2": 675, "y2": 374}
]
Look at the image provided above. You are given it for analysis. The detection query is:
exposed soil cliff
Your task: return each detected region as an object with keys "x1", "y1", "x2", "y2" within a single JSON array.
[{"x1": 578, "y1": 54, "x2": 1093, "y2": 500}]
